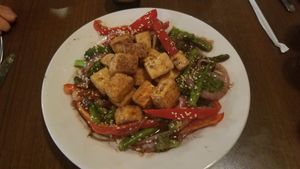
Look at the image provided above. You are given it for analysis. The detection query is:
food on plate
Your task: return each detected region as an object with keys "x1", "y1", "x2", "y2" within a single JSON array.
[{"x1": 64, "y1": 9, "x2": 230, "y2": 153}]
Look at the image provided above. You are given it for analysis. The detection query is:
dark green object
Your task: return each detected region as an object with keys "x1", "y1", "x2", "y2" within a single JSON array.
[
  {"x1": 154, "y1": 132, "x2": 181, "y2": 152},
  {"x1": 210, "y1": 54, "x2": 230, "y2": 63},
  {"x1": 118, "y1": 128, "x2": 158, "y2": 151},
  {"x1": 84, "y1": 45, "x2": 111, "y2": 60},
  {"x1": 87, "y1": 61, "x2": 104, "y2": 77},
  {"x1": 89, "y1": 103, "x2": 103, "y2": 124},
  {"x1": 188, "y1": 77, "x2": 204, "y2": 106},
  {"x1": 169, "y1": 27, "x2": 213, "y2": 52},
  {"x1": 176, "y1": 48, "x2": 202, "y2": 94}
]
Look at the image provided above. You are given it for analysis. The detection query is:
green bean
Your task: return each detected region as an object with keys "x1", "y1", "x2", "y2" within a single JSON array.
[
  {"x1": 188, "y1": 77, "x2": 204, "y2": 106},
  {"x1": 210, "y1": 54, "x2": 230, "y2": 63},
  {"x1": 84, "y1": 45, "x2": 112, "y2": 60},
  {"x1": 169, "y1": 27, "x2": 213, "y2": 52},
  {"x1": 118, "y1": 128, "x2": 158, "y2": 151},
  {"x1": 89, "y1": 103, "x2": 103, "y2": 124},
  {"x1": 154, "y1": 132, "x2": 181, "y2": 152}
]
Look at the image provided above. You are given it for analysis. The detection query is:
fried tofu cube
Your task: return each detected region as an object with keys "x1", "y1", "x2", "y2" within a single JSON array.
[
  {"x1": 134, "y1": 68, "x2": 151, "y2": 86},
  {"x1": 131, "y1": 43, "x2": 148, "y2": 58},
  {"x1": 135, "y1": 31, "x2": 152, "y2": 49},
  {"x1": 144, "y1": 52, "x2": 174, "y2": 79},
  {"x1": 132, "y1": 81, "x2": 154, "y2": 108},
  {"x1": 110, "y1": 34, "x2": 134, "y2": 53},
  {"x1": 114, "y1": 105, "x2": 143, "y2": 124},
  {"x1": 151, "y1": 79, "x2": 180, "y2": 108},
  {"x1": 112, "y1": 89, "x2": 136, "y2": 107},
  {"x1": 90, "y1": 67, "x2": 110, "y2": 94},
  {"x1": 148, "y1": 48, "x2": 161, "y2": 57},
  {"x1": 105, "y1": 73, "x2": 134, "y2": 103},
  {"x1": 156, "y1": 69, "x2": 180, "y2": 82},
  {"x1": 100, "y1": 53, "x2": 114, "y2": 66},
  {"x1": 109, "y1": 53, "x2": 138, "y2": 75},
  {"x1": 171, "y1": 51, "x2": 189, "y2": 70}
]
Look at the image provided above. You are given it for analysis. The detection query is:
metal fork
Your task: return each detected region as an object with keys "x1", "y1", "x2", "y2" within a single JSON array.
[{"x1": 0, "y1": 36, "x2": 3, "y2": 64}]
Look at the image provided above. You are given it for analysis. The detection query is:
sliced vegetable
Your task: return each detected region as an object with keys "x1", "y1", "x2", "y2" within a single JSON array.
[
  {"x1": 152, "y1": 19, "x2": 178, "y2": 56},
  {"x1": 118, "y1": 128, "x2": 158, "y2": 151},
  {"x1": 84, "y1": 45, "x2": 111, "y2": 60},
  {"x1": 74, "y1": 59, "x2": 87, "y2": 68},
  {"x1": 210, "y1": 54, "x2": 230, "y2": 63},
  {"x1": 63, "y1": 83, "x2": 75, "y2": 95},
  {"x1": 178, "y1": 112, "x2": 224, "y2": 138},
  {"x1": 144, "y1": 101, "x2": 221, "y2": 120},
  {"x1": 169, "y1": 27, "x2": 213, "y2": 52},
  {"x1": 129, "y1": 9, "x2": 158, "y2": 33},
  {"x1": 154, "y1": 133, "x2": 181, "y2": 152},
  {"x1": 87, "y1": 60, "x2": 104, "y2": 77}
]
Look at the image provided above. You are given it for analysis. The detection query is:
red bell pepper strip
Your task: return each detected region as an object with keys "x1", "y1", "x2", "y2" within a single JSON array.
[
  {"x1": 144, "y1": 101, "x2": 221, "y2": 120},
  {"x1": 178, "y1": 112, "x2": 224, "y2": 138},
  {"x1": 129, "y1": 9, "x2": 158, "y2": 33},
  {"x1": 93, "y1": 20, "x2": 131, "y2": 35},
  {"x1": 90, "y1": 119, "x2": 159, "y2": 136},
  {"x1": 152, "y1": 18, "x2": 178, "y2": 56},
  {"x1": 63, "y1": 83, "x2": 76, "y2": 95},
  {"x1": 75, "y1": 101, "x2": 159, "y2": 136},
  {"x1": 94, "y1": 9, "x2": 158, "y2": 36}
]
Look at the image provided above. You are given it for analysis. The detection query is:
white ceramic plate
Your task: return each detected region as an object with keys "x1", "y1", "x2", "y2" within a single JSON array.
[{"x1": 42, "y1": 8, "x2": 250, "y2": 169}]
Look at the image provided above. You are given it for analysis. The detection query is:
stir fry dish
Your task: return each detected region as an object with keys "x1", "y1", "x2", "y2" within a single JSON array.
[{"x1": 63, "y1": 9, "x2": 230, "y2": 153}]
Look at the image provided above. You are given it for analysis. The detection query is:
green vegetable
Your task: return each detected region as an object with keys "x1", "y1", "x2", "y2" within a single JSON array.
[
  {"x1": 176, "y1": 48, "x2": 202, "y2": 94},
  {"x1": 89, "y1": 103, "x2": 103, "y2": 124},
  {"x1": 74, "y1": 59, "x2": 86, "y2": 68},
  {"x1": 168, "y1": 120, "x2": 185, "y2": 132},
  {"x1": 87, "y1": 61, "x2": 104, "y2": 77},
  {"x1": 188, "y1": 77, "x2": 204, "y2": 106},
  {"x1": 88, "y1": 103, "x2": 115, "y2": 124},
  {"x1": 84, "y1": 45, "x2": 112, "y2": 60},
  {"x1": 169, "y1": 27, "x2": 213, "y2": 52},
  {"x1": 154, "y1": 132, "x2": 181, "y2": 152},
  {"x1": 73, "y1": 76, "x2": 83, "y2": 84},
  {"x1": 210, "y1": 54, "x2": 230, "y2": 63},
  {"x1": 188, "y1": 63, "x2": 215, "y2": 106},
  {"x1": 103, "y1": 106, "x2": 116, "y2": 125},
  {"x1": 118, "y1": 128, "x2": 158, "y2": 151}
]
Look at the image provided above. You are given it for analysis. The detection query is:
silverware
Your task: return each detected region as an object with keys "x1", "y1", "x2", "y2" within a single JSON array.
[
  {"x1": 0, "y1": 54, "x2": 15, "y2": 86},
  {"x1": 280, "y1": 0, "x2": 296, "y2": 12},
  {"x1": 0, "y1": 36, "x2": 3, "y2": 64}
]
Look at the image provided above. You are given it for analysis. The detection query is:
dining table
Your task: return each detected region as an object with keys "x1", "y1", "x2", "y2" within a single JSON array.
[{"x1": 1, "y1": 0, "x2": 300, "y2": 168}]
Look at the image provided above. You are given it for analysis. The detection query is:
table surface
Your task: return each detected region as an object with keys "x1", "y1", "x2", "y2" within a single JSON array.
[{"x1": 1, "y1": 0, "x2": 300, "y2": 168}]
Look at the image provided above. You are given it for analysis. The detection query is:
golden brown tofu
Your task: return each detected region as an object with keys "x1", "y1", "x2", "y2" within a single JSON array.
[
  {"x1": 112, "y1": 89, "x2": 136, "y2": 107},
  {"x1": 90, "y1": 67, "x2": 110, "y2": 94},
  {"x1": 156, "y1": 69, "x2": 180, "y2": 83},
  {"x1": 135, "y1": 31, "x2": 152, "y2": 49},
  {"x1": 144, "y1": 52, "x2": 174, "y2": 79},
  {"x1": 109, "y1": 53, "x2": 138, "y2": 75},
  {"x1": 110, "y1": 34, "x2": 134, "y2": 46},
  {"x1": 151, "y1": 79, "x2": 180, "y2": 108},
  {"x1": 171, "y1": 51, "x2": 189, "y2": 70},
  {"x1": 132, "y1": 81, "x2": 154, "y2": 108},
  {"x1": 100, "y1": 53, "x2": 114, "y2": 66},
  {"x1": 148, "y1": 48, "x2": 160, "y2": 58},
  {"x1": 134, "y1": 68, "x2": 151, "y2": 86},
  {"x1": 105, "y1": 73, "x2": 134, "y2": 103},
  {"x1": 111, "y1": 41, "x2": 148, "y2": 59},
  {"x1": 114, "y1": 105, "x2": 143, "y2": 124}
]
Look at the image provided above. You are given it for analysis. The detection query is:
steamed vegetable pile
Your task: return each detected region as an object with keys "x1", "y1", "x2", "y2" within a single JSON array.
[{"x1": 64, "y1": 9, "x2": 230, "y2": 153}]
